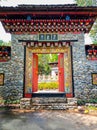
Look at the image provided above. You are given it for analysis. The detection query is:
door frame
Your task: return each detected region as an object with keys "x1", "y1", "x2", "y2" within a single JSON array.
[{"x1": 24, "y1": 46, "x2": 74, "y2": 98}]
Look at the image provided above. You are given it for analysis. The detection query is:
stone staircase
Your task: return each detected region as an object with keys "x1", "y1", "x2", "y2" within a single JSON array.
[
  {"x1": 20, "y1": 97, "x2": 77, "y2": 110},
  {"x1": 31, "y1": 97, "x2": 67, "y2": 110}
]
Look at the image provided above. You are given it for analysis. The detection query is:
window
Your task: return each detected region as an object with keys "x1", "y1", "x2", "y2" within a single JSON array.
[
  {"x1": 85, "y1": 45, "x2": 97, "y2": 60},
  {"x1": 92, "y1": 73, "x2": 97, "y2": 85},
  {"x1": 0, "y1": 46, "x2": 11, "y2": 62},
  {"x1": 0, "y1": 73, "x2": 4, "y2": 86}
]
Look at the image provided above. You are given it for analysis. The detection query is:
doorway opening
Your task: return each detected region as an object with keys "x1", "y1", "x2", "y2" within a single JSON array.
[
  {"x1": 38, "y1": 54, "x2": 58, "y2": 92},
  {"x1": 32, "y1": 53, "x2": 64, "y2": 93}
]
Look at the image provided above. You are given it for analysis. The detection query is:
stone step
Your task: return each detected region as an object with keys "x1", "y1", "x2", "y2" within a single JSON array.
[
  {"x1": 32, "y1": 97, "x2": 67, "y2": 104},
  {"x1": 31, "y1": 105, "x2": 68, "y2": 110},
  {"x1": 31, "y1": 97, "x2": 68, "y2": 110},
  {"x1": 32, "y1": 103, "x2": 68, "y2": 106},
  {"x1": 31, "y1": 104, "x2": 77, "y2": 110},
  {"x1": 20, "y1": 97, "x2": 77, "y2": 110}
]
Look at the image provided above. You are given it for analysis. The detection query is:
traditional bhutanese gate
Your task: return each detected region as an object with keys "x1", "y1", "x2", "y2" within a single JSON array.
[
  {"x1": 24, "y1": 42, "x2": 73, "y2": 98},
  {"x1": 0, "y1": 4, "x2": 97, "y2": 99}
]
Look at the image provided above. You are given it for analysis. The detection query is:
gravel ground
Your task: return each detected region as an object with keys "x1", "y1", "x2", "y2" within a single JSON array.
[{"x1": 0, "y1": 110, "x2": 97, "y2": 130}]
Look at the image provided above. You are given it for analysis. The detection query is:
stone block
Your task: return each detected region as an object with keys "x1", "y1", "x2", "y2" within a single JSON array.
[
  {"x1": 20, "y1": 98, "x2": 31, "y2": 109},
  {"x1": 67, "y1": 98, "x2": 77, "y2": 106}
]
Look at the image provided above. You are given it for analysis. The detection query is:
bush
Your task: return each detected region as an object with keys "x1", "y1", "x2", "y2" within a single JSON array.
[
  {"x1": 38, "y1": 82, "x2": 58, "y2": 90},
  {"x1": 77, "y1": 99, "x2": 97, "y2": 106}
]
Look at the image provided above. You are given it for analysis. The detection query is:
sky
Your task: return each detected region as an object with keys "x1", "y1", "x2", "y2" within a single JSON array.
[
  {"x1": 1, "y1": 0, "x2": 74, "y2": 6},
  {"x1": 0, "y1": 0, "x2": 92, "y2": 44}
]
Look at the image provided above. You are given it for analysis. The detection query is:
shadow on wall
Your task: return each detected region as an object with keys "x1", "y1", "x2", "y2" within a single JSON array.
[
  {"x1": 0, "y1": 85, "x2": 21, "y2": 104},
  {"x1": 75, "y1": 85, "x2": 97, "y2": 100}
]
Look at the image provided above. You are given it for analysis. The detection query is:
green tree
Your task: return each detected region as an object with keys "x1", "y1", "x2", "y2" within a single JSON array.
[
  {"x1": 0, "y1": 40, "x2": 11, "y2": 46},
  {"x1": 75, "y1": 0, "x2": 97, "y2": 44},
  {"x1": 49, "y1": 54, "x2": 58, "y2": 62},
  {"x1": 75, "y1": 0, "x2": 92, "y2": 6},
  {"x1": 38, "y1": 54, "x2": 58, "y2": 75},
  {"x1": 90, "y1": 19, "x2": 97, "y2": 44},
  {"x1": 38, "y1": 54, "x2": 51, "y2": 75}
]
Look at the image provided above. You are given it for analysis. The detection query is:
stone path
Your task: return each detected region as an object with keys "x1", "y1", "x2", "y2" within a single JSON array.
[{"x1": 0, "y1": 111, "x2": 97, "y2": 130}]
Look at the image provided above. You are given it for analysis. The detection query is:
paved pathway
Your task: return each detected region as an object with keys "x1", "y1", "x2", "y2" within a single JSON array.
[{"x1": 0, "y1": 111, "x2": 97, "y2": 130}]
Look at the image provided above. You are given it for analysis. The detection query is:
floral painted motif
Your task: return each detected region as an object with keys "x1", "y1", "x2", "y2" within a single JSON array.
[
  {"x1": 25, "y1": 48, "x2": 33, "y2": 93},
  {"x1": 64, "y1": 47, "x2": 72, "y2": 93}
]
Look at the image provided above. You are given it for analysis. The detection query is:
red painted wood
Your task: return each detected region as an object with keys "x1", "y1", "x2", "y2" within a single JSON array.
[
  {"x1": 66, "y1": 93, "x2": 73, "y2": 98},
  {"x1": 25, "y1": 93, "x2": 32, "y2": 98},
  {"x1": 32, "y1": 54, "x2": 38, "y2": 92},
  {"x1": 58, "y1": 53, "x2": 64, "y2": 92},
  {"x1": 3, "y1": 19, "x2": 93, "y2": 24},
  {"x1": 0, "y1": 11, "x2": 96, "y2": 15}
]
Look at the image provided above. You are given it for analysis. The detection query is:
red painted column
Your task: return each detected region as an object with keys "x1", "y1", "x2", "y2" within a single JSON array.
[
  {"x1": 66, "y1": 93, "x2": 73, "y2": 98},
  {"x1": 32, "y1": 53, "x2": 38, "y2": 92},
  {"x1": 58, "y1": 53, "x2": 64, "y2": 92}
]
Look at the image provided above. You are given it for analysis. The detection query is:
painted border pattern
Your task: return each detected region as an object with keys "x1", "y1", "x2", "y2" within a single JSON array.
[
  {"x1": 64, "y1": 47, "x2": 72, "y2": 93},
  {"x1": 25, "y1": 47, "x2": 33, "y2": 93}
]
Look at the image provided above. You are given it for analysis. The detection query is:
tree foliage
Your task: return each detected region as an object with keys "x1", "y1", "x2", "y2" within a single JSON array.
[
  {"x1": 90, "y1": 19, "x2": 97, "y2": 44},
  {"x1": 75, "y1": 0, "x2": 97, "y2": 44},
  {"x1": 38, "y1": 54, "x2": 58, "y2": 75},
  {"x1": 75, "y1": 0, "x2": 93, "y2": 6},
  {"x1": 0, "y1": 40, "x2": 11, "y2": 46}
]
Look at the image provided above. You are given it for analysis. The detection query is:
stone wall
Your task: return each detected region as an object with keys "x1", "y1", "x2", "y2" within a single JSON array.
[
  {"x1": 0, "y1": 33, "x2": 97, "y2": 100},
  {"x1": 0, "y1": 34, "x2": 24, "y2": 100},
  {"x1": 72, "y1": 33, "x2": 97, "y2": 99}
]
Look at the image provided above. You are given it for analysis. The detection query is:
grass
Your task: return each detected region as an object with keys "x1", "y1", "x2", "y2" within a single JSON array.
[
  {"x1": 87, "y1": 105, "x2": 97, "y2": 110},
  {"x1": 0, "y1": 99, "x2": 20, "y2": 104}
]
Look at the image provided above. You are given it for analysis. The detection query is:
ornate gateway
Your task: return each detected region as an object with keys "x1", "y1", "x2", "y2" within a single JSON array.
[{"x1": 0, "y1": 4, "x2": 97, "y2": 98}]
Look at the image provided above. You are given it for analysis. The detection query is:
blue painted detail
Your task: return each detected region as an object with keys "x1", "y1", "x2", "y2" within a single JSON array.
[
  {"x1": 65, "y1": 87, "x2": 70, "y2": 93},
  {"x1": 27, "y1": 16, "x2": 32, "y2": 20},
  {"x1": 39, "y1": 34, "x2": 58, "y2": 41},
  {"x1": 27, "y1": 88, "x2": 32, "y2": 93},
  {"x1": 65, "y1": 15, "x2": 70, "y2": 21}
]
